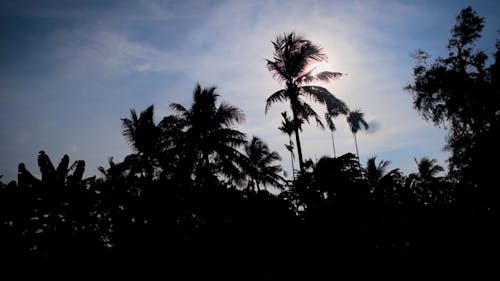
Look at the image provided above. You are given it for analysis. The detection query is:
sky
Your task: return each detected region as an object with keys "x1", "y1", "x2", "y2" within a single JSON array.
[{"x1": 1, "y1": 0, "x2": 499, "y2": 182}]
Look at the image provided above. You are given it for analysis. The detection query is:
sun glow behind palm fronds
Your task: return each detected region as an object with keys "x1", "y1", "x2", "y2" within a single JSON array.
[{"x1": 309, "y1": 61, "x2": 332, "y2": 76}]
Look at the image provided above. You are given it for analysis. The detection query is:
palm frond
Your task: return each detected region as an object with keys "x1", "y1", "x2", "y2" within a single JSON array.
[
  {"x1": 414, "y1": 157, "x2": 444, "y2": 180},
  {"x1": 347, "y1": 108, "x2": 369, "y2": 134},
  {"x1": 301, "y1": 85, "x2": 349, "y2": 116},
  {"x1": 243, "y1": 136, "x2": 284, "y2": 189},
  {"x1": 325, "y1": 112, "x2": 336, "y2": 131},
  {"x1": 315, "y1": 71, "x2": 343, "y2": 81},
  {"x1": 217, "y1": 101, "x2": 246, "y2": 126},
  {"x1": 266, "y1": 59, "x2": 288, "y2": 83},
  {"x1": 170, "y1": 102, "x2": 188, "y2": 115},
  {"x1": 265, "y1": 89, "x2": 287, "y2": 113},
  {"x1": 297, "y1": 99, "x2": 324, "y2": 129},
  {"x1": 278, "y1": 111, "x2": 296, "y2": 135},
  {"x1": 295, "y1": 69, "x2": 316, "y2": 85},
  {"x1": 121, "y1": 117, "x2": 137, "y2": 150}
]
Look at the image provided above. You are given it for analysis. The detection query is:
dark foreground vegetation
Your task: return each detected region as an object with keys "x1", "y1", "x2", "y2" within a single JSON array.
[{"x1": 1, "y1": 7, "x2": 499, "y2": 276}]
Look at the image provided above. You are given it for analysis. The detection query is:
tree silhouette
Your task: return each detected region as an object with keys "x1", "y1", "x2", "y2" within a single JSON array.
[
  {"x1": 411, "y1": 157, "x2": 444, "y2": 182},
  {"x1": 278, "y1": 111, "x2": 300, "y2": 181},
  {"x1": 346, "y1": 108, "x2": 369, "y2": 160},
  {"x1": 407, "y1": 157, "x2": 446, "y2": 205},
  {"x1": 38, "y1": 151, "x2": 56, "y2": 183},
  {"x1": 365, "y1": 157, "x2": 400, "y2": 187},
  {"x1": 325, "y1": 112, "x2": 338, "y2": 158},
  {"x1": 243, "y1": 136, "x2": 284, "y2": 191},
  {"x1": 170, "y1": 83, "x2": 247, "y2": 184},
  {"x1": 406, "y1": 6, "x2": 500, "y2": 193},
  {"x1": 121, "y1": 105, "x2": 160, "y2": 181},
  {"x1": 1, "y1": 153, "x2": 105, "y2": 264},
  {"x1": 364, "y1": 157, "x2": 400, "y2": 204},
  {"x1": 3, "y1": 8, "x2": 499, "y2": 272},
  {"x1": 265, "y1": 32, "x2": 348, "y2": 173}
]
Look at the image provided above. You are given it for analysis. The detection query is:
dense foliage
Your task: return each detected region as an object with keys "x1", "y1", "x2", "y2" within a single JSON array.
[{"x1": 406, "y1": 7, "x2": 500, "y2": 200}]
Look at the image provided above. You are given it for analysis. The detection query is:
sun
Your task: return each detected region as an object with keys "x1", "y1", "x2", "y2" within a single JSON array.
[{"x1": 309, "y1": 61, "x2": 331, "y2": 76}]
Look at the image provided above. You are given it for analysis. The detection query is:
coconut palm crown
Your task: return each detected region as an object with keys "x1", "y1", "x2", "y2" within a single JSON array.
[{"x1": 265, "y1": 32, "x2": 348, "y2": 172}]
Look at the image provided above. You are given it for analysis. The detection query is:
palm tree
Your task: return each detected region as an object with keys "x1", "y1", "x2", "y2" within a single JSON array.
[
  {"x1": 156, "y1": 115, "x2": 187, "y2": 180},
  {"x1": 325, "y1": 113, "x2": 339, "y2": 158},
  {"x1": 346, "y1": 108, "x2": 369, "y2": 160},
  {"x1": 408, "y1": 157, "x2": 445, "y2": 205},
  {"x1": 121, "y1": 105, "x2": 159, "y2": 156},
  {"x1": 411, "y1": 157, "x2": 444, "y2": 182},
  {"x1": 170, "y1": 83, "x2": 247, "y2": 184},
  {"x1": 265, "y1": 32, "x2": 348, "y2": 173},
  {"x1": 278, "y1": 111, "x2": 300, "y2": 180},
  {"x1": 364, "y1": 157, "x2": 401, "y2": 189},
  {"x1": 121, "y1": 105, "x2": 160, "y2": 180},
  {"x1": 365, "y1": 157, "x2": 395, "y2": 187},
  {"x1": 243, "y1": 136, "x2": 284, "y2": 191}
]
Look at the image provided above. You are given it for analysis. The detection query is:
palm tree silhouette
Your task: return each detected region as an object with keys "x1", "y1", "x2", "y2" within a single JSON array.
[
  {"x1": 364, "y1": 157, "x2": 400, "y2": 202},
  {"x1": 410, "y1": 157, "x2": 444, "y2": 183},
  {"x1": 346, "y1": 108, "x2": 369, "y2": 160},
  {"x1": 325, "y1": 113, "x2": 339, "y2": 158},
  {"x1": 365, "y1": 157, "x2": 391, "y2": 187},
  {"x1": 170, "y1": 83, "x2": 247, "y2": 183},
  {"x1": 243, "y1": 136, "x2": 284, "y2": 191},
  {"x1": 408, "y1": 157, "x2": 445, "y2": 205},
  {"x1": 278, "y1": 111, "x2": 300, "y2": 180},
  {"x1": 121, "y1": 105, "x2": 160, "y2": 180},
  {"x1": 265, "y1": 32, "x2": 348, "y2": 173}
]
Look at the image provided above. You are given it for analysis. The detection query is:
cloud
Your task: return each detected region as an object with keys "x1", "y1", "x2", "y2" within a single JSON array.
[
  {"x1": 47, "y1": 27, "x2": 172, "y2": 76},
  {"x1": 366, "y1": 120, "x2": 381, "y2": 134},
  {"x1": 58, "y1": 0, "x2": 449, "y2": 175},
  {"x1": 1, "y1": 0, "x2": 464, "y2": 180},
  {"x1": 166, "y1": 0, "x2": 449, "y2": 175},
  {"x1": 1, "y1": 0, "x2": 180, "y2": 21}
]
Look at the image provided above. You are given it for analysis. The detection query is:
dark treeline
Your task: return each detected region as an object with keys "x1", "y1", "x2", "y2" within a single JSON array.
[{"x1": 1, "y1": 7, "x2": 499, "y2": 276}]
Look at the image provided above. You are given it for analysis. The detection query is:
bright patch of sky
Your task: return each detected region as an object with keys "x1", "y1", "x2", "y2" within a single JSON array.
[{"x1": 1, "y1": 0, "x2": 499, "y2": 181}]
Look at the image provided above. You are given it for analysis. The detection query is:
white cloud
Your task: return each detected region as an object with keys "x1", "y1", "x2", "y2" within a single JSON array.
[
  {"x1": 1, "y1": 0, "x2": 458, "y2": 180},
  {"x1": 98, "y1": 0, "x2": 448, "y2": 175},
  {"x1": 162, "y1": 0, "x2": 449, "y2": 175}
]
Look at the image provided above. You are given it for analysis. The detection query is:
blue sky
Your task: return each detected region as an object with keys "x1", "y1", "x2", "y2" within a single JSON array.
[{"x1": 1, "y1": 0, "x2": 499, "y2": 181}]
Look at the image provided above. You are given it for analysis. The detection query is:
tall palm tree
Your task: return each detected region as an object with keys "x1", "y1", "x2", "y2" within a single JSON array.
[
  {"x1": 170, "y1": 83, "x2": 247, "y2": 183},
  {"x1": 265, "y1": 32, "x2": 348, "y2": 173},
  {"x1": 278, "y1": 111, "x2": 300, "y2": 180},
  {"x1": 346, "y1": 108, "x2": 369, "y2": 160},
  {"x1": 243, "y1": 136, "x2": 284, "y2": 191},
  {"x1": 325, "y1": 113, "x2": 339, "y2": 158}
]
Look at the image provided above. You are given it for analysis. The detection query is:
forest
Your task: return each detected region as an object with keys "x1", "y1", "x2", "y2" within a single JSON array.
[{"x1": 0, "y1": 7, "x2": 498, "y2": 276}]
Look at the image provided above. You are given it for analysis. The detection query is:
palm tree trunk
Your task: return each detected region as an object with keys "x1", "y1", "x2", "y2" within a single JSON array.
[
  {"x1": 291, "y1": 105, "x2": 304, "y2": 173},
  {"x1": 331, "y1": 131, "x2": 336, "y2": 158},
  {"x1": 288, "y1": 136, "x2": 295, "y2": 181},
  {"x1": 293, "y1": 124, "x2": 304, "y2": 173},
  {"x1": 353, "y1": 133, "x2": 362, "y2": 179},
  {"x1": 353, "y1": 133, "x2": 360, "y2": 161}
]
